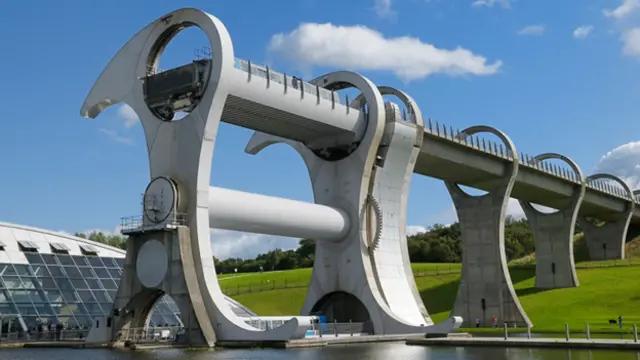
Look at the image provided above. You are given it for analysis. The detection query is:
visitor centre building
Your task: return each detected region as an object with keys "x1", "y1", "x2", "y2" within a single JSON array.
[{"x1": 0, "y1": 222, "x2": 254, "y2": 334}]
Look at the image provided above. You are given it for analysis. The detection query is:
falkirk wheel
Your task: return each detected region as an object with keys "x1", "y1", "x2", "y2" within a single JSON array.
[{"x1": 80, "y1": 7, "x2": 462, "y2": 346}]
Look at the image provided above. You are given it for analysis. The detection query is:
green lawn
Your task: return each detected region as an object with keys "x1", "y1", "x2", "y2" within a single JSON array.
[{"x1": 222, "y1": 264, "x2": 640, "y2": 334}]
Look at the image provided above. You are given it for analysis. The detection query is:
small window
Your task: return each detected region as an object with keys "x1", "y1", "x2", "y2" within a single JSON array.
[
  {"x1": 50, "y1": 243, "x2": 70, "y2": 254},
  {"x1": 79, "y1": 244, "x2": 99, "y2": 256},
  {"x1": 17, "y1": 241, "x2": 39, "y2": 253}
]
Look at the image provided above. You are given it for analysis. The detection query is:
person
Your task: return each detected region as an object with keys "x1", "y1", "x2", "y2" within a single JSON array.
[
  {"x1": 475, "y1": 317, "x2": 480, "y2": 328},
  {"x1": 491, "y1": 316, "x2": 497, "y2": 328},
  {"x1": 619, "y1": 315, "x2": 623, "y2": 329}
]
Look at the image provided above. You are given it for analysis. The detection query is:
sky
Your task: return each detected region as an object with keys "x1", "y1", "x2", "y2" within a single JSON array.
[{"x1": 1, "y1": 0, "x2": 640, "y2": 260}]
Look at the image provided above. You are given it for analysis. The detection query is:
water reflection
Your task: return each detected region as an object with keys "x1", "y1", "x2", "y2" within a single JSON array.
[{"x1": 0, "y1": 343, "x2": 639, "y2": 360}]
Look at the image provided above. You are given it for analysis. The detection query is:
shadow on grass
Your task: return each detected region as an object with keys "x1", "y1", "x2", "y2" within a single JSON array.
[
  {"x1": 508, "y1": 266, "x2": 536, "y2": 284},
  {"x1": 419, "y1": 267, "x2": 540, "y2": 315},
  {"x1": 515, "y1": 286, "x2": 548, "y2": 297},
  {"x1": 419, "y1": 278, "x2": 459, "y2": 315}
]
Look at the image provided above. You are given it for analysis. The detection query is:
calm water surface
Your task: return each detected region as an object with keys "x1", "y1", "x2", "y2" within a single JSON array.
[{"x1": 1, "y1": 343, "x2": 639, "y2": 360}]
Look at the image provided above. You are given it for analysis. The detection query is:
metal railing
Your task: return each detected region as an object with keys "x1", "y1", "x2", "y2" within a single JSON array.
[
  {"x1": 307, "y1": 320, "x2": 370, "y2": 338},
  {"x1": 423, "y1": 118, "x2": 634, "y2": 202},
  {"x1": 0, "y1": 329, "x2": 90, "y2": 343},
  {"x1": 120, "y1": 213, "x2": 188, "y2": 233},
  {"x1": 117, "y1": 326, "x2": 182, "y2": 344}
]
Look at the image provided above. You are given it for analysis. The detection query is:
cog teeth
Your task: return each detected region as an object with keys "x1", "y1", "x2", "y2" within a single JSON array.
[{"x1": 366, "y1": 195, "x2": 383, "y2": 251}]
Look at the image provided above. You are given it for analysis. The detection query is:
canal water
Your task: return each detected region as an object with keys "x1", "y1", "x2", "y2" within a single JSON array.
[{"x1": 0, "y1": 343, "x2": 638, "y2": 360}]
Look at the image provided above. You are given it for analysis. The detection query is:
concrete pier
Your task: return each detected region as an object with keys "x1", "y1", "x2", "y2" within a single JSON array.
[
  {"x1": 445, "y1": 126, "x2": 532, "y2": 329},
  {"x1": 519, "y1": 153, "x2": 585, "y2": 289},
  {"x1": 578, "y1": 174, "x2": 634, "y2": 261}
]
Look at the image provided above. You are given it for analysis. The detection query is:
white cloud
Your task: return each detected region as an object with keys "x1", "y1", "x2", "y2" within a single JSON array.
[
  {"x1": 268, "y1": 23, "x2": 502, "y2": 82},
  {"x1": 573, "y1": 25, "x2": 594, "y2": 39},
  {"x1": 604, "y1": 0, "x2": 640, "y2": 19},
  {"x1": 518, "y1": 25, "x2": 546, "y2": 36},
  {"x1": 373, "y1": 0, "x2": 397, "y2": 20},
  {"x1": 117, "y1": 104, "x2": 140, "y2": 128},
  {"x1": 472, "y1": 0, "x2": 511, "y2": 8},
  {"x1": 99, "y1": 128, "x2": 133, "y2": 144},
  {"x1": 407, "y1": 225, "x2": 428, "y2": 236},
  {"x1": 594, "y1": 141, "x2": 640, "y2": 190},
  {"x1": 622, "y1": 27, "x2": 640, "y2": 57},
  {"x1": 210, "y1": 229, "x2": 299, "y2": 260}
]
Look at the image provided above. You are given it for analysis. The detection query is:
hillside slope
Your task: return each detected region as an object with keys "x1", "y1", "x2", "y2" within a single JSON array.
[
  {"x1": 510, "y1": 234, "x2": 640, "y2": 265},
  {"x1": 225, "y1": 264, "x2": 640, "y2": 333}
]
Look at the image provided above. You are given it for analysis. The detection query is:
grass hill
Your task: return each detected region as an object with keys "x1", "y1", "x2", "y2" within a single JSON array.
[
  {"x1": 219, "y1": 261, "x2": 640, "y2": 334},
  {"x1": 509, "y1": 235, "x2": 640, "y2": 266}
]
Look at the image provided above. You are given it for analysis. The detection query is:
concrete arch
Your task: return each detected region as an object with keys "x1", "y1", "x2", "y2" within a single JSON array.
[
  {"x1": 586, "y1": 173, "x2": 634, "y2": 204},
  {"x1": 532, "y1": 153, "x2": 584, "y2": 182},
  {"x1": 116, "y1": 289, "x2": 165, "y2": 331},
  {"x1": 520, "y1": 152, "x2": 586, "y2": 215},
  {"x1": 80, "y1": 8, "x2": 312, "y2": 344},
  {"x1": 311, "y1": 291, "x2": 371, "y2": 323},
  {"x1": 352, "y1": 86, "x2": 424, "y2": 126},
  {"x1": 444, "y1": 125, "x2": 530, "y2": 327},
  {"x1": 310, "y1": 72, "x2": 387, "y2": 159},
  {"x1": 519, "y1": 153, "x2": 585, "y2": 289},
  {"x1": 449, "y1": 125, "x2": 519, "y2": 199},
  {"x1": 579, "y1": 173, "x2": 635, "y2": 261},
  {"x1": 245, "y1": 83, "x2": 462, "y2": 335}
]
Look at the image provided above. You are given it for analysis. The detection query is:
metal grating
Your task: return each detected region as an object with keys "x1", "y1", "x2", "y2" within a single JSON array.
[
  {"x1": 50, "y1": 242, "x2": 70, "y2": 253},
  {"x1": 17, "y1": 240, "x2": 39, "y2": 252},
  {"x1": 79, "y1": 244, "x2": 99, "y2": 256}
]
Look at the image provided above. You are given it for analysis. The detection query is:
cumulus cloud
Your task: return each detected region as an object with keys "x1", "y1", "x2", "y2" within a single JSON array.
[
  {"x1": 407, "y1": 225, "x2": 428, "y2": 236},
  {"x1": 373, "y1": 0, "x2": 397, "y2": 20},
  {"x1": 573, "y1": 25, "x2": 594, "y2": 39},
  {"x1": 622, "y1": 28, "x2": 640, "y2": 57},
  {"x1": 518, "y1": 25, "x2": 546, "y2": 36},
  {"x1": 594, "y1": 141, "x2": 640, "y2": 190},
  {"x1": 99, "y1": 128, "x2": 133, "y2": 144},
  {"x1": 604, "y1": 0, "x2": 640, "y2": 19},
  {"x1": 117, "y1": 104, "x2": 140, "y2": 128},
  {"x1": 268, "y1": 23, "x2": 502, "y2": 82},
  {"x1": 210, "y1": 229, "x2": 299, "y2": 260},
  {"x1": 471, "y1": 0, "x2": 511, "y2": 8}
]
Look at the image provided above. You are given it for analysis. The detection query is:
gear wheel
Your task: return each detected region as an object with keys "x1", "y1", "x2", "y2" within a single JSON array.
[{"x1": 366, "y1": 194, "x2": 383, "y2": 251}]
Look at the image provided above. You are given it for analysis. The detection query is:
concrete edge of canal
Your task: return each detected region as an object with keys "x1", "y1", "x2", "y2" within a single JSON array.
[{"x1": 406, "y1": 336, "x2": 640, "y2": 351}]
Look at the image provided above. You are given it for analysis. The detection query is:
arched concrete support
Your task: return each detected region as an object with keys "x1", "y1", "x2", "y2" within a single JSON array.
[
  {"x1": 519, "y1": 153, "x2": 585, "y2": 289},
  {"x1": 109, "y1": 228, "x2": 213, "y2": 346},
  {"x1": 245, "y1": 84, "x2": 462, "y2": 335},
  {"x1": 80, "y1": 8, "x2": 311, "y2": 345},
  {"x1": 577, "y1": 174, "x2": 634, "y2": 261},
  {"x1": 445, "y1": 125, "x2": 532, "y2": 329},
  {"x1": 626, "y1": 190, "x2": 640, "y2": 242}
]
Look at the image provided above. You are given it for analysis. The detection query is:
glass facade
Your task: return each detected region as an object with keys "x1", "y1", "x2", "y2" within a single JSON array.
[{"x1": 0, "y1": 251, "x2": 180, "y2": 333}]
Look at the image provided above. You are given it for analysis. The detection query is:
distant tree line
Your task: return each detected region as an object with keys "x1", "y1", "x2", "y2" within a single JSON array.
[
  {"x1": 74, "y1": 231, "x2": 127, "y2": 250},
  {"x1": 407, "y1": 216, "x2": 534, "y2": 263},
  {"x1": 214, "y1": 216, "x2": 535, "y2": 274},
  {"x1": 76, "y1": 217, "x2": 536, "y2": 274}
]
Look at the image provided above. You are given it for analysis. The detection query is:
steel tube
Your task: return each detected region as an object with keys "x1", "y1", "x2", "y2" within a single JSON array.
[{"x1": 208, "y1": 186, "x2": 350, "y2": 241}]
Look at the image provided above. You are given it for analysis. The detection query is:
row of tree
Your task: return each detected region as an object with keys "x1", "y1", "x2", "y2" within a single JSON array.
[{"x1": 76, "y1": 216, "x2": 536, "y2": 274}]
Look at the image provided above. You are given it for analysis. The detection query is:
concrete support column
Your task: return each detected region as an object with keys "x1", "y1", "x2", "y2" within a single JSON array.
[
  {"x1": 578, "y1": 219, "x2": 629, "y2": 261},
  {"x1": 445, "y1": 126, "x2": 532, "y2": 329},
  {"x1": 577, "y1": 174, "x2": 634, "y2": 261},
  {"x1": 519, "y1": 153, "x2": 585, "y2": 289}
]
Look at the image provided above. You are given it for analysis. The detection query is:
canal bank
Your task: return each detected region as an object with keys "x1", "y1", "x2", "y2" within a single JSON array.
[{"x1": 407, "y1": 336, "x2": 640, "y2": 351}]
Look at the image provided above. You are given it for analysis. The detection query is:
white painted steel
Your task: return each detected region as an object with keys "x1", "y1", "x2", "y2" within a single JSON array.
[{"x1": 208, "y1": 186, "x2": 350, "y2": 242}]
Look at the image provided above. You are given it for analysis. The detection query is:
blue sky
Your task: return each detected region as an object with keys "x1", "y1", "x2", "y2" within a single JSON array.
[{"x1": 1, "y1": 0, "x2": 640, "y2": 259}]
